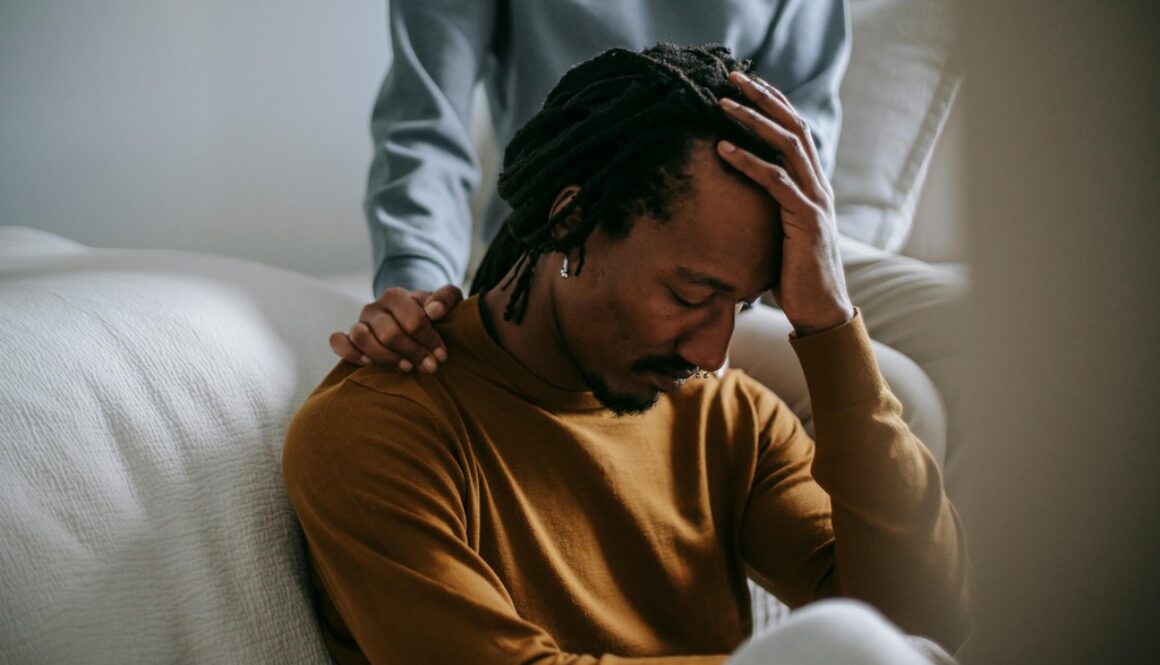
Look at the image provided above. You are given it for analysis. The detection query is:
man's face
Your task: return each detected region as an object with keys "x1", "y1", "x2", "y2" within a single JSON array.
[{"x1": 553, "y1": 141, "x2": 779, "y2": 415}]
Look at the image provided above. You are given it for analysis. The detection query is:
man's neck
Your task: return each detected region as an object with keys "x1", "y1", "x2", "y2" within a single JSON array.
[{"x1": 480, "y1": 271, "x2": 588, "y2": 392}]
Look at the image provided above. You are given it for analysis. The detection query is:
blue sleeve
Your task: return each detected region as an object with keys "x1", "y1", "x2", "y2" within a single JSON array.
[
  {"x1": 365, "y1": 0, "x2": 498, "y2": 296},
  {"x1": 751, "y1": 0, "x2": 850, "y2": 177}
]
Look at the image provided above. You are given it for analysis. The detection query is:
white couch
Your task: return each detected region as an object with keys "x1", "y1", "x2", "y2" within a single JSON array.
[
  {"x1": 0, "y1": 1, "x2": 962, "y2": 661},
  {"x1": 0, "y1": 228, "x2": 359, "y2": 663}
]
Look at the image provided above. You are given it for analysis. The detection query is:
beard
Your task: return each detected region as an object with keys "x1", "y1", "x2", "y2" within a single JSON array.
[
  {"x1": 587, "y1": 374, "x2": 661, "y2": 416},
  {"x1": 582, "y1": 354, "x2": 696, "y2": 417}
]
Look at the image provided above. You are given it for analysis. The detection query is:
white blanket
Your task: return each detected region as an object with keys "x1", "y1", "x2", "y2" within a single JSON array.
[{"x1": 0, "y1": 227, "x2": 361, "y2": 664}]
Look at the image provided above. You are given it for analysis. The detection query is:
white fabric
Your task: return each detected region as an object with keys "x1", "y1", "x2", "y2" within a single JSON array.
[
  {"x1": 729, "y1": 600, "x2": 953, "y2": 665},
  {"x1": 0, "y1": 227, "x2": 361, "y2": 664},
  {"x1": 832, "y1": 0, "x2": 962, "y2": 251}
]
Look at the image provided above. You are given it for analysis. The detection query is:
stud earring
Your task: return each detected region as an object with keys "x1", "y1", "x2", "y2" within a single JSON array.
[{"x1": 560, "y1": 255, "x2": 569, "y2": 279}]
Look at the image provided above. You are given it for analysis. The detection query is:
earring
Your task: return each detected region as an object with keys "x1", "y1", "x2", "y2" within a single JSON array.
[{"x1": 560, "y1": 255, "x2": 569, "y2": 279}]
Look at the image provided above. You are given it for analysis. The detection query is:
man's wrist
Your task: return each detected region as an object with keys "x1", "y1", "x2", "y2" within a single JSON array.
[
  {"x1": 788, "y1": 309, "x2": 886, "y2": 410},
  {"x1": 789, "y1": 304, "x2": 856, "y2": 338}
]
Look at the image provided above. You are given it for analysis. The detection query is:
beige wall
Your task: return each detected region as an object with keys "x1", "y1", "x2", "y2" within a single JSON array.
[{"x1": 955, "y1": 3, "x2": 1160, "y2": 663}]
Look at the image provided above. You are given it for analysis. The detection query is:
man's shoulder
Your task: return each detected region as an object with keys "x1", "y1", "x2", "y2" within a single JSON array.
[
  {"x1": 303, "y1": 361, "x2": 444, "y2": 419},
  {"x1": 283, "y1": 362, "x2": 468, "y2": 492},
  {"x1": 285, "y1": 362, "x2": 459, "y2": 461}
]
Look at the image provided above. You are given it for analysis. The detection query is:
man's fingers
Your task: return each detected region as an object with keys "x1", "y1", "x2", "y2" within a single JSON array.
[
  {"x1": 368, "y1": 287, "x2": 448, "y2": 369},
  {"x1": 726, "y1": 71, "x2": 831, "y2": 199},
  {"x1": 331, "y1": 325, "x2": 409, "y2": 371},
  {"x1": 361, "y1": 311, "x2": 440, "y2": 373},
  {"x1": 423, "y1": 284, "x2": 464, "y2": 322},
  {"x1": 718, "y1": 97, "x2": 823, "y2": 202},
  {"x1": 716, "y1": 141, "x2": 817, "y2": 220},
  {"x1": 329, "y1": 331, "x2": 370, "y2": 365},
  {"x1": 347, "y1": 322, "x2": 413, "y2": 371}
]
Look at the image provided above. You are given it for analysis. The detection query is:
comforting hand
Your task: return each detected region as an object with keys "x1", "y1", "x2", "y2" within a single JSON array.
[
  {"x1": 716, "y1": 70, "x2": 855, "y2": 336},
  {"x1": 329, "y1": 284, "x2": 464, "y2": 371}
]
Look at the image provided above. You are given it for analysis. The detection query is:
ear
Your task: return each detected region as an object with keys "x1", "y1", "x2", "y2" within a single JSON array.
[{"x1": 548, "y1": 185, "x2": 582, "y2": 241}]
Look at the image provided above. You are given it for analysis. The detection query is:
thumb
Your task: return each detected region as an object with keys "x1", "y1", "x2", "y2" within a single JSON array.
[{"x1": 423, "y1": 284, "x2": 464, "y2": 320}]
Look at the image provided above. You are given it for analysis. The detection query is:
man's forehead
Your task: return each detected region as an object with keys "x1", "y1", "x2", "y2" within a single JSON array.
[{"x1": 652, "y1": 147, "x2": 778, "y2": 296}]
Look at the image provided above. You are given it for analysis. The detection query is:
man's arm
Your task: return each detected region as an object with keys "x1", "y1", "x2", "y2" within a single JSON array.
[
  {"x1": 283, "y1": 373, "x2": 727, "y2": 664},
  {"x1": 738, "y1": 314, "x2": 972, "y2": 650},
  {"x1": 366, "y1": 0, "x2": 496, "y2": 296},
  {"x1": 716, "y1": 69, "x2": 970, "y2": 649}
]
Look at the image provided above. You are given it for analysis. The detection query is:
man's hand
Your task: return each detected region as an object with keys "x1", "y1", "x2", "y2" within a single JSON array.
[
  {"x1": 329, "y1": 284, "x2": 464, "y2": 371},
  {"x1": 716, "y1": 70, "x2": 855, "y2": 336}
]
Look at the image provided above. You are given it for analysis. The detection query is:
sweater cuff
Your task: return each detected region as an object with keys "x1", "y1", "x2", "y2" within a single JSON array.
[
  {"x1": 788, "y1": 309, "x2": 887, "y2": 410},
  {"x1": 373, "y1": 255, "x2": 457, "y2": 297}
]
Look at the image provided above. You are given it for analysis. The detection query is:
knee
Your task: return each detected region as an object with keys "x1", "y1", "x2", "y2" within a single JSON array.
[
  {"x1": 872, "y1": 343, "x2": 947, "y2": 466},
  {"x1": 730, "y1": 600, "x2": 930, "y2": 665}
]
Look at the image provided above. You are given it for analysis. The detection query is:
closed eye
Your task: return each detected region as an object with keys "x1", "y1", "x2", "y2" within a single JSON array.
[{"x1": 670, "y1": 289, "x2": 713, "y2": 309}]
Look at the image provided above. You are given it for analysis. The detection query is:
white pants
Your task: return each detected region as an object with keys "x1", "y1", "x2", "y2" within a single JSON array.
[
  {"x1": 729, "y1": 236, "x2": 968, "y2": 477},
  {"x1": 729, "y1": 600, "x2": 954, "y2": 665}
]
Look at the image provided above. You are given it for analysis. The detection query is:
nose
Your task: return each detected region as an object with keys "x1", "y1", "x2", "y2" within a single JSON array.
[{"x1": 675, "y1": 307, "x2": 736, "y2": 373}]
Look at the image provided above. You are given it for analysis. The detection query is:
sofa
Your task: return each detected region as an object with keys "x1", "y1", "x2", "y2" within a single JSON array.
[{"x1": 0, "y1": 1, "x2": 963, "y2": 661}]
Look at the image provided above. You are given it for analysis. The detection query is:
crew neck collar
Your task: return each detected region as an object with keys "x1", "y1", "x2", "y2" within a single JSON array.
[{"x1": 442, "y1": 295, "x2": 604, "y2": 412}]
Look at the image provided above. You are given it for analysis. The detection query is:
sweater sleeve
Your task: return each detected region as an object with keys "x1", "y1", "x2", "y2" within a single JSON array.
[
  {"x1": 365, "y1": 0, "x2": 496, "y2": 295},
  {"x1": 739, "y1": 311, "x2": 972, "y2": 650},
  {"x1": 283, "y1": 378, "x2": 728, "y2": 665}
]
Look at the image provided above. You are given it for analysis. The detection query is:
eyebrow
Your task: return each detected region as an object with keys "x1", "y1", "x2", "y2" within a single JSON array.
[
  {"x1": 675, "y1": 266, "x2": 738, "y2": 294},
  {"x1": 675, "y1": 266, "x2": 777, "y2": 301}
]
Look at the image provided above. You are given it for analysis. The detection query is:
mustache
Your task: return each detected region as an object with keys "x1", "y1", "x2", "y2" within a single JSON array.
[{"x1": 631, "y1": 355, "x2": 697, "y2": 378}]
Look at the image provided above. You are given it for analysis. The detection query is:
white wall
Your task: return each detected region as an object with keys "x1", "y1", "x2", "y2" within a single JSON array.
[
  {"x1": 2, "y1": 1, "x2": 969, "y2": 289},
  {"x1": 0, "y1": 1, "x2": 388, "y2": 278}
]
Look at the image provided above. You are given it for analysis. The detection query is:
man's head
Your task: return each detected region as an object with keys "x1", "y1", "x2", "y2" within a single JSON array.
[{"x1": 473, "y1": 44, "x2": 784, "y2": 415}]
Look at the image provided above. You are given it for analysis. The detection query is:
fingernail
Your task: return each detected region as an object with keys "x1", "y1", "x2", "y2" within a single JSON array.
[
  {"x1": 421, "y1": 357, "x2": 438, "y2": 374},
  {"x1": 434, "y1": 347, "x2": 448, "y2": 362},
  {"x1": 359, "y1": 355, "x2": 371, "y2": 365},
  {"x1": 718, "y1": 140, "x2": 737, "y2": 154},
  {"x1": 424, "y1": 301, "x2": 445, "y2": 319},
  {"x1": 398, "y1": 359, "x2": 413, "y2": 372},
  {"x1": 720, "y1": 98, "x2": 740, "y2": 110}
]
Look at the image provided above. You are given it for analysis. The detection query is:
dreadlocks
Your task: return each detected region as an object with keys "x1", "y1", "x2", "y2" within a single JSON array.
[{"x1": 470, "y1": 42, "x2": 784, "y2": 323}]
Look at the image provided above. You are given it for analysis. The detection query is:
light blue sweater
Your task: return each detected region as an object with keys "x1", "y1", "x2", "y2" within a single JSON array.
[{"x1": 366, "y1": 0, "x2": 850, "y2": 295}]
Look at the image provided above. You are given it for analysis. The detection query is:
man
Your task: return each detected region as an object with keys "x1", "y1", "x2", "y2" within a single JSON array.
[
  {"x1": 284, "y1": 45, "x2": 970, "y2": 664},
  {"x1": 332, "y1": 0, "x2": 957, "y2": 468}
]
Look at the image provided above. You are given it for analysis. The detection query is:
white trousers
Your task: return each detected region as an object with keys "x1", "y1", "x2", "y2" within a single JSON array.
[
  {"x1": 728, "y1": 600, "x2": 954, "y2": 665},
  {"x1": 729, "y1": 236, "x2": 968, "y2": 477}
]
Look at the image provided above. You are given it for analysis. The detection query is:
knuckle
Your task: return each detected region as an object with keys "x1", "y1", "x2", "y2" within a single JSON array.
[
  {"x1": 350, "y1": 326, "x2": 373, "y2": 346},
  {"x1": 398, "y1": 316, "x2": 423, "y2": 336},
  {"x1": 381, "y1": 287, "x2": 408, "y2": 304}
]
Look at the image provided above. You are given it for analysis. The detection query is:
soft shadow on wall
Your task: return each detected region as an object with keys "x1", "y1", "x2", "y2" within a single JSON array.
[{"x1": 956, "y1": 3, "x2": 1160, "y2": 664}]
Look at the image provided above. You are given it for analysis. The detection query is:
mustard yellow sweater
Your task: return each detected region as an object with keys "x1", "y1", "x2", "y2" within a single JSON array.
[{"x1": 283, "y1": 298, "x2": 971, "y2": 664}]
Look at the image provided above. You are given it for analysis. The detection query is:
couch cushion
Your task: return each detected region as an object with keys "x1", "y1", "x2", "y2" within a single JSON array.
[
  {"x1": 0, "y1": 227, "x2": 360, "y2": 663},
  {"x1": 832, "y1": 0, "x2": 962, "y2": 252}
]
